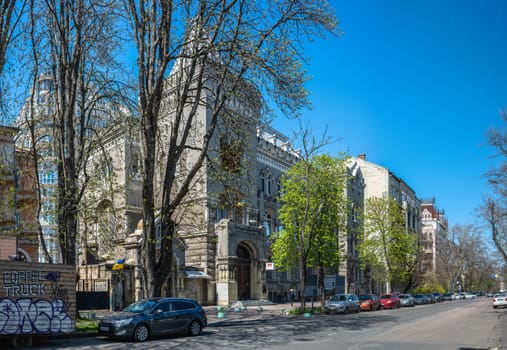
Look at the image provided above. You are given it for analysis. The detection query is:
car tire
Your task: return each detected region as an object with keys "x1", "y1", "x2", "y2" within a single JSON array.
[
  {"x1": 133, "y1": 323, "x2": 150, "y2": 342},
  {"x1": 344, "y1": 307, "x2": 349, "y2": 314},
  {"x1": 188, "y1": 320, "x2": 202, "y2": 336}
]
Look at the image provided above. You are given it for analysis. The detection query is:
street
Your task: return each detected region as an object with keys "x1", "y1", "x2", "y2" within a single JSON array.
[{"x1": 21, "y1": 298, "x2": 507, "y2": 350}]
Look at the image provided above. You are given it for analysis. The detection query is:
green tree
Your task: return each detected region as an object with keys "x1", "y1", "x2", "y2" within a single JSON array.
[
  {"x1": 358, "y1": 196, "x2": 419, "y2": 293},
  {"x1": 271, "y1": 153, "x2": 348, "y2": 310}
]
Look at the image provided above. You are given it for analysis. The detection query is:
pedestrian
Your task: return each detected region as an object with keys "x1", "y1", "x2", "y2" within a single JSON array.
[{"x1": 289, "y1": 288, "x2": 295, "y2": 306}]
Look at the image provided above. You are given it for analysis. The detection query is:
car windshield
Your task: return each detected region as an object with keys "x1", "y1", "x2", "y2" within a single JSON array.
[
  {"x1": 399, "y1": 294, "x2": 409, "y2": 298},
  {"x1": 359, "y1": 295, "x2": 372, "y2": 300},
  {"x1": 123, "y1": 300, "x2": 157, "y2": 313},
  {"x1": 332, "y1": 295, "x2": 347, "y2": 302},
  {"x1": 379, "y1": 295, "x2": 390, "y2": 299}
]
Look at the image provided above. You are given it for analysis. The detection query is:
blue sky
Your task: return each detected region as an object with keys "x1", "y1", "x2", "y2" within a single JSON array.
[{"x1": 272, "y1": 0, "x2": 507, "y2": 229}]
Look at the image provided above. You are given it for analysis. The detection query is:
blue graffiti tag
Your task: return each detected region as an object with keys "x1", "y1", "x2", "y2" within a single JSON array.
[
  {"x1": 0, "y1": 298, "x2": 73, "y2": 334},
  {"x1": 44, "y1": 272, "x2": 61, "y2": 283}
]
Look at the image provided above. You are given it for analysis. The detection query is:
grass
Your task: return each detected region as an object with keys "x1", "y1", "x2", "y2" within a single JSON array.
[
  {"x1": 75, "y1": 319, "x2": 99, "y2": 333},
  {"x1": 288, "y1": 306, "x2": 322, "y2": 315}
]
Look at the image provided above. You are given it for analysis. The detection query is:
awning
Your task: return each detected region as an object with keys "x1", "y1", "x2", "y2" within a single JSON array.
[{"x1": 185, "y1": 270, "x2": 212, "y2": 279}]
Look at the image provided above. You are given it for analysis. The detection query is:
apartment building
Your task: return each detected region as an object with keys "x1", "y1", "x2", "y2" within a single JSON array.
[{"x1": 421, "y1": 198, "x2": 448, "y2": 275}]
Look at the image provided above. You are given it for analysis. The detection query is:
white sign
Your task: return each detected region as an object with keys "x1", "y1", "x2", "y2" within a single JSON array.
[{"x1": 265, "y1": 262, "x2": 274, "y2": 270}]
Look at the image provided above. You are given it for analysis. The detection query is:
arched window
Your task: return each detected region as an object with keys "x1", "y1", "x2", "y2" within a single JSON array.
[
  {"x1": 96, "y1": 201, "x2": 116, "y2": 259},
  {"x1": 263, "y1": 213, "x2": 272, "y2": 237},
  {"x1": 260, "y1": 169, "x2": 274, "y2": 196}
]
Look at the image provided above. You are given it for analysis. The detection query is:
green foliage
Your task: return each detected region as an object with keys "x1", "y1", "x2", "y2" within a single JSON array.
[
  {"x1": 75, "y1": 319, "x2": 98, "y2": 333},
  {"x1": 289, "y1": 306, "x2": 322, "y2": 315},
  {"x1": 358, "y1": 196, "x2": 419, "y2": 287},
  {"x1": 271, "y1": 154, "x2": 348, "y2": 271}
]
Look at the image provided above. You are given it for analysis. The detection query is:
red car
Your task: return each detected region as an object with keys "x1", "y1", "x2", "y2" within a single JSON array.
[
  {"x1": 358, "y1": 294, "x2": 382, "y2": 311},
  {"x1": 379, "y1": 294, "x2": 401, "y2": 309}
]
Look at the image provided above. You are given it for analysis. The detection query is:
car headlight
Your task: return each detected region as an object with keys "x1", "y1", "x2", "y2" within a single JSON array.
[{"x1": 114, "y1": 318, "x2": 132, "y2": 328}]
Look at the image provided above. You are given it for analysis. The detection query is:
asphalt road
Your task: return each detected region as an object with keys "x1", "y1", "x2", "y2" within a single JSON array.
[{"x1": 12, "y1": 298, "x2": 507, "y2": 350}]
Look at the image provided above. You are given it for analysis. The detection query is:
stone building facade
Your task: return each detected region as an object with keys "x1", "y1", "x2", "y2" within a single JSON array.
[
  {"x1": 420, "y1": 198, "x2": 448, "y2": 276},
  {"x1": 0, "y1": 125, "x2": 39, "y2": 262},
  {"x1": 351, "y1": 154, "x2": 422, "y2": 293}
]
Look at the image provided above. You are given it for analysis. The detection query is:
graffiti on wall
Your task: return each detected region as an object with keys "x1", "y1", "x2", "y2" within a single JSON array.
[
  {"x1": 0, "y1": 269, "x2": 73, "y2": 334},
  {"x1": 0, "y1": 298, "x2": 72, "y2": 334}
]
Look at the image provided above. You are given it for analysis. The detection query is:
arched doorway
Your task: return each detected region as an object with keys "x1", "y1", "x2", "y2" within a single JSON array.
[{"x1": 236, "y1": 243, "x2": 251, "y2": 300}]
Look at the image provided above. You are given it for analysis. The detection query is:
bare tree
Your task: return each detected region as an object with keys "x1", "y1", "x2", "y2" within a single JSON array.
[
  {"x1": 0, "y1": 0, "x2": 22, "y2": 74},
  {"x1": 19, "y1": 0, "x2": 127, "y2": 264},
  {"x1": 126, "y1": 0, "x2": 338, "y2": 297},
  {"x1": 484, "y1": 110, "x2": 507, "y2": 264}
]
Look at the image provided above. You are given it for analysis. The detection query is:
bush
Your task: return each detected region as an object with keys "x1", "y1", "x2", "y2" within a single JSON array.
[{"x1": 289, "y1": 306, "x2": 322, "y2": 315}]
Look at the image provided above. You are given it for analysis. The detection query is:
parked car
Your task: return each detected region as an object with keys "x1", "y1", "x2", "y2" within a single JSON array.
[
  {"x1": 379, "y1": 294, "x2": 401, "y2": 309},
  {"x1": 98, "y1": 297, "x2": 207, "y2": 342},
  {"x1": 399, "y1": 294, "x2": 415, "y2": 307},
  {"x1": 432, "y1": 292, "x2": 443, "y2": 302},
  {"x1": 324, "y1": 294, "x2": 360, "y2": 314},
  {"x1": 443, "y1": 293, "x2": 453, "y2": 301},
  {"x1": 493, "y1": 293, "x2": 507, "y2": 309},
  {"x1": 413, "y1": 294, "x2": 428, "y2": 305},
  {"x1": 464, "y1": 292, "x2": 477, "y2": 299},
  {"x1": 452, "y1": 293, "x2": 464, "y2": 300},
  {"x1": 358, "y1": 294, "x2": 381, "y2": 311},
  {"x1": 425, "y1": 294, "x2": 436, "y2": 303}
]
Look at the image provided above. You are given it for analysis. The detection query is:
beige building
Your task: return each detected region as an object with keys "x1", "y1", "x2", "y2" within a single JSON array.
[
  {"x1": 420, "y1": 198, "x2": 448, "y2": 276},
  {"x1": 352, "y1": 154, "x2": 421, "y2": 293}
]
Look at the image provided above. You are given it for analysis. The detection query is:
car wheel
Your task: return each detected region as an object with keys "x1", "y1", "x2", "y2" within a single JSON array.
[
  {"x1": 377, "y1": 304, "x2": 381, "y2": 311},
  {"x1": 133, "y1": 324, "x2": 150, "y2": 342},
  {"x1": 344, "y1": 307, "x2": 349, "y2": 314},
  {"x1": 188, "y1": 320, "x2": 202, "y2": 336}
]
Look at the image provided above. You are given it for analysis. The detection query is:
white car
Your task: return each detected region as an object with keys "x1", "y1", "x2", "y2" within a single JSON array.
[{"x1": 493, "y1": 293, "x2": 507, "y2": 309}]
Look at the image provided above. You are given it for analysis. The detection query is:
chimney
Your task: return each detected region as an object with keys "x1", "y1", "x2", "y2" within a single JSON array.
[{"x1": 358, "y1": 153, "x2": 366, "y2": 160}]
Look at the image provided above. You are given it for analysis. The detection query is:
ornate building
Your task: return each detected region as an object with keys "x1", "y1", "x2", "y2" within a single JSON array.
[
  {"x1": 0, "y1": 125, "x2": 39, "y2": 262},
  {"x1": 420, "y1": 198, "x2": 448, "y2": 276}
]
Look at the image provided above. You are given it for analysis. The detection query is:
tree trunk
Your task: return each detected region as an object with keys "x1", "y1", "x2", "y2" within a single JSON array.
[{"x1": 318, "y1": 262, "x2": 326, "y2": 306}]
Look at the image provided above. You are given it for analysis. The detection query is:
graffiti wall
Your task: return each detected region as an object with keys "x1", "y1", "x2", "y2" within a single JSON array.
[{"x1": 0, "y1": 261, "x2": 76, "y2": 335}]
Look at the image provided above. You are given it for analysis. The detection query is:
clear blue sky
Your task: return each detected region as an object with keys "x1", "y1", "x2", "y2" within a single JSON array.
[{"x1": 273, "y1": 0, "x2": 507, "y2": 229}]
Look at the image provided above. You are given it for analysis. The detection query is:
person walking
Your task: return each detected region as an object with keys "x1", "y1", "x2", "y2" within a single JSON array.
[{"x1": 289, "y1": 288, "x2": 295, "y2": 306}]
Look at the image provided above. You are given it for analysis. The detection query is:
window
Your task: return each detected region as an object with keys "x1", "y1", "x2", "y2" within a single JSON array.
[
  {"x1": 263, "y1": 213, "x2": 272, "y2": 236},
  {"x1": 173, "y1": 301, "x2": 195, "y2": 311},
  {"x1": 261, "y1": 169, "x2": 274, "y2": 195},
  {"x1": 156, "y1": 301, "x2": 172, "y2": 313}
]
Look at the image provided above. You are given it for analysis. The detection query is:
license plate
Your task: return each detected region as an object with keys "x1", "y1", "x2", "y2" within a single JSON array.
[{"x1": 99, "y1": 326, "x2": 110, "y2": 332}]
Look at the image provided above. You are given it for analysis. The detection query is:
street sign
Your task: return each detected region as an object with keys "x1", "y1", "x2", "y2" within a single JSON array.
[{"x1": 266, "y1": 262, "x2": 274, "y2": 270}]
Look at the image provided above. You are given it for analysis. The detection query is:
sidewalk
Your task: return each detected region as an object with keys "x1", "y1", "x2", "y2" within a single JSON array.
[
  {"x1": 204, "y1": 300, "x2": 323, "y2": 324},
  {"x1": 79, "y1": 300, "x2": 321, "y2": 324}
]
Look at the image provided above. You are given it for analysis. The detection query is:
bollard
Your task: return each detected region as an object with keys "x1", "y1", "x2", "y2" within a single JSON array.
[{"x1": 217, "y1": 306, "x2": 226, "y2": 318}]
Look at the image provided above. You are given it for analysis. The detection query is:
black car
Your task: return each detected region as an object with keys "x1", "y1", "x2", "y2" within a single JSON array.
[
  {"x1": 432, "y1": 292, "x2": 443, "y2": 302},
  {"x1": 98, "y1": 297, "x2": 207, "y2": 342}
]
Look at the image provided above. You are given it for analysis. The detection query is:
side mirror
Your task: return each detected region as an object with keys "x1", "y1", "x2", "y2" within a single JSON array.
[{"x1": 154, "y1": 309, "x2": 163, "y2": 315}]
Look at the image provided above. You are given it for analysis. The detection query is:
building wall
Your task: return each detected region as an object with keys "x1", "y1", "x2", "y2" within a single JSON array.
[
  {"x1": 421, "y1": 199, "x2": 448, "y2": 276},
  {"x1": 0, "y1": 126, "x2": 39, "y2": 262},
  {"x1": 352, "y1": 154, "x2": 422, "y2": 293}
]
